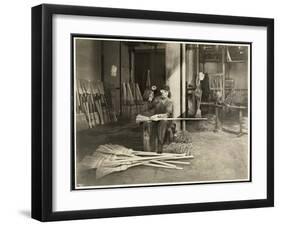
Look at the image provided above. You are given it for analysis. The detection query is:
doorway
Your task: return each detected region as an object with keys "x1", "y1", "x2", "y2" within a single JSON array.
[{"x1": 134, "y1": 48, "x2": 166, "y2": 94}]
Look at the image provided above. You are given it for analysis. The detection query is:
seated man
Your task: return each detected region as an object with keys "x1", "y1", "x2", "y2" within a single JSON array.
[{"x1": 142, "y1": 85, "x2": 174, "y2": 153}]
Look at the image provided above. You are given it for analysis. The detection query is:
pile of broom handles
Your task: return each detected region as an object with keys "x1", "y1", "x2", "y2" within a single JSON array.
[{"x1": 76, "y1": 79, "x2": 117, "y2": 128}]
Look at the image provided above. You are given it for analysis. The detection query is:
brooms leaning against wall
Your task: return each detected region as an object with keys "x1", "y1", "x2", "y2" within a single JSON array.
[
  {"x1": 76, "y1": 79, "x2": 147, "y2": 129},
  {"x1": 121, "y1": 82, "x2": 148, "y2": 120},
  {"x1": 76, "y1": 79, "x2": 118, "y2": 130}
]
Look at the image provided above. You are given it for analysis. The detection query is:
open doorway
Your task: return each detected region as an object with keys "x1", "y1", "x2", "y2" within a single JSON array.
[{"x1": 134, "y1": 46, "x2": 166, "y2": 95}]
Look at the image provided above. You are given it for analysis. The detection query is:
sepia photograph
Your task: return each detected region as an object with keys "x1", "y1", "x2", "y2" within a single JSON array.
[
  {"x1": 72, "y1": 36, "x2": 251, "y2": 189},
  {"x1": 31, "y1": 3, "x2": 274, "y2": 221}
]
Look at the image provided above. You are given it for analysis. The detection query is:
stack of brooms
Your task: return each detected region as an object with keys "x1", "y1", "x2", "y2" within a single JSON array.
[
  {"x1": 121, "y1": 82, "x2": 146, "y2": 120},
  {"x1": 76, "y1": 79, "x2": 117, "y2": 129},
  {"x1": 80, "y1": 144, "x2": 194, "y2": 179}
]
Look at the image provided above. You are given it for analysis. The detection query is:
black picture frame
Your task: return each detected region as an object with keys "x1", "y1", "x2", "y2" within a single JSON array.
[{"x1": 32, "y1": 3, "x2": 274, "y2": 222}]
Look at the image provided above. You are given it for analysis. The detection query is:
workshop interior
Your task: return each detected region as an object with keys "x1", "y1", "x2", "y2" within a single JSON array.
[{"x1": 74, "y1": 38, "x2": 249, "y2": 188}]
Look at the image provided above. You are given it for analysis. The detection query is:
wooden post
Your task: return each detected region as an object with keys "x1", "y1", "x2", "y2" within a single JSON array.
[
  {"x1": 119, "y1": 42, "x2": 122, "y2": 115},
  {"x1": 101, "y1": 41, "x2": 104, "y2": 82},
  {"x1": 186, "y1": 45, "x2": 195, "y2": 116},
  {"x1": 181, "y1": 44, "x2": 187, "y2": 131},
  {"x1": 222, "y1": 46, "x2": 226, "y2": 101},
  {"x1": 214, "y1": 106, "x2": 221, "y2": 132},
  {"x1": 180, "y1": 44, "x2": 183, "y2": 130},
  {"x1": 129, "y1": 47, "x2": 132, "y2": 82},
  {"x1": 166, "y1": 43, "x2": 181, "y2": 129},
  {"x1": 143, "y1": 122, "x2": 151, "y2": 151},
  {"x1": 196, "y1": 44, "x2": 199, "y2": 79},
  {"x1": 143, "y1": 122, "x2": 158, "y2": 152},
  {"x1": 239, "y1": 109, "x2": 243, "y2": 134}
]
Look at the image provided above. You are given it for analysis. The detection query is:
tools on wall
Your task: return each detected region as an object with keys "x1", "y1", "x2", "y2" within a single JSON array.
[
  {"x1": 76, "y1": 79, "x2": 91, "y2": 130},
  {"x1": 76, "y1": 79, "x2": 147, "y2": 128},
  {"x1": 76, "y1": 79, "x2": 117, "y2": 128}
]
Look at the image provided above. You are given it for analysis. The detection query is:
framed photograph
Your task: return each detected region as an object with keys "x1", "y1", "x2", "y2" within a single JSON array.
[{"x1": 32, "y1": 4, "x2": 274, "y2": 221}]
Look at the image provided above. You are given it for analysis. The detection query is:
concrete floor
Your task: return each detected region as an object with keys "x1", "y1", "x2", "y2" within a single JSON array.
[{"x1": 75, "y1": 121, "x2": 249, "y2": 188}]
